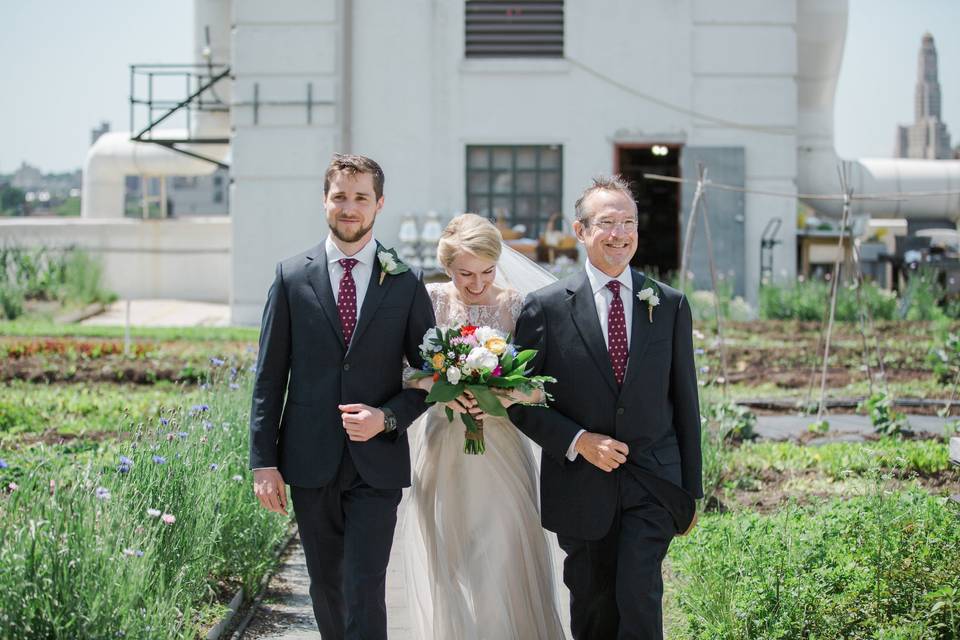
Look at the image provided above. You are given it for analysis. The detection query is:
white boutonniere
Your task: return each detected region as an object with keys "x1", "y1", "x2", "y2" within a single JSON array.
[
  {"x1": 636, "y1": 277, "x2": 661, "y2": 323},
  {"x1": 376, "y1": 247, "x2": 410, "y2": 285}
]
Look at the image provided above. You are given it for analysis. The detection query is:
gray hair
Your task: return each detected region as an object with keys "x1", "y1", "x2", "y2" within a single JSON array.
[{"x1": 574, "y1": 175, "x2": 636, "y2": 223}]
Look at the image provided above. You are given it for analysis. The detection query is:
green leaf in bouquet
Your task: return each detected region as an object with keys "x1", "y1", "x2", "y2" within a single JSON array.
[
  {"x1": 486, "y1": 377, "x2": 522, "y2": 389},
  {"x1": 500, "y1": 350, "x2": 515, "y2": 373},
  {"x1": 467, "y1": 384, "x2": 508, "y2": 418},
  {"x1": 444, "y1": 406, "x2": 454, "y2": 422},
  {"x1": 513, "y1": 349, "x2": 537, "y2": 368},
  {"x1": 426, "y1": 380, "x2": 464, "y2": 404}
]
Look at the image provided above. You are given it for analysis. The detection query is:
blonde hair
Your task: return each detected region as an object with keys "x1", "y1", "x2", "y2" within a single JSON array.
[{"x1": 437, "y1": 213, "x2": 503, "y2": 269}]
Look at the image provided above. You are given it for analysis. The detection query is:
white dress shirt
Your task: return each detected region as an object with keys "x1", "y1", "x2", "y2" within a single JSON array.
[
  {"x1": 253, "y1": 235, "x2": 379, "y2": 472},
  {"x1": 326, "y1": 234, "x2": 378, "y2": 318},
  {"x1": 566, "y1": 261, "x2": 634, "y2": 461}
]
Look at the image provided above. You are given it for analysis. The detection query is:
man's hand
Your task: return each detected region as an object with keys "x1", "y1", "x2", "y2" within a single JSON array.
[
  {"x1": 575, "y1": 432, "x2": 629, "y2": 472},
  {"x1": 253, "y1": 468, "x2": 288, "y2": 516},
  {"x1": 339, "y1": 403, "x2": 386, "y2": 441}
]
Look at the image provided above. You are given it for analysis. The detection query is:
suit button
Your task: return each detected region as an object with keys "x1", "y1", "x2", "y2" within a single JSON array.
[
  {"x1": 343, "y1": 363, "x2": 351, "y2": 371},
  {"x1": 617, "y1": 407, "x2": 625, "y2": 416}
]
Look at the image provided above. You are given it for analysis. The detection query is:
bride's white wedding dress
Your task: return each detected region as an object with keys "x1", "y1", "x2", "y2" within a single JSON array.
[{"x1": 403, "y1": 282, "x2": 566, "y2": 639}]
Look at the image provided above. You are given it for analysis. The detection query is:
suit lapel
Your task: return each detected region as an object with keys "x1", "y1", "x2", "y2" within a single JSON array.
[
  {"x1": 347, "y1": 242, "x2": 389, "y2": 352},
  {"x1": 621, "y1": 270, "x2": 655, "y2": 392},
  {"x1": 568, "y1": 270, "x2": 619, "y2": 396},
  {"x1": 305, "y1": 243, "x2": 347, "y2": 351}
]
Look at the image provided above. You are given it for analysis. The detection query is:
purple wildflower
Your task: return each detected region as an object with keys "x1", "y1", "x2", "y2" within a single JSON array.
[
  {"x1": 95, "y1": 487, "x2": 111, "y2": 501},
  {"x1": 190, "y1": 404, "x2": 210, "y2": 415},
  {"x1": 152, "y1": 455, "x2": 166, "y2": 465},
  {"x1": 160, "y1": 418, "x2": 169, "y2": 427},
  {"x1": 118, "y1": 463, "x2": 131, "y2": 474},
  {"x1": 203, "y1": 420, "x2": 214, "y2": 431},
  {"x1": 0, "y1": 459, "x2": 7, "y2": 469},
  {"x1": 122, "y1": 548, "x2": 144, "y2": 558},
  {"x1": 177, "y1": 431, "x2": 189, "y2": 440},
  {"x1": 210, "y1": 357, "x2": 225, "y2": 367},
  {"x1": 209, "y1": 463, "x2": 218, "y2": 471}
]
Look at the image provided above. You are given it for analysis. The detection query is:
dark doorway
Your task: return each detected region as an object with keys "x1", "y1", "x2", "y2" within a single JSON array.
[{"x1": 615, "y1": 145, "x2": 681, "y2": 277}]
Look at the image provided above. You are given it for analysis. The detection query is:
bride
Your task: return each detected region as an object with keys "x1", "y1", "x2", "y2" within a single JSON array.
[{"x1": 403, "y1": 213, "x2": 566, "y2": 639}]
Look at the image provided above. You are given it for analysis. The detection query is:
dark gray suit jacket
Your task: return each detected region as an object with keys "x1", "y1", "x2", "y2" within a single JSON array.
[
  {"x1": 508, "y1": 268, "x2": 702, "y2": 540},
  {"x1": 248, "y1": 241, "x2": 435, "y2": 489}
]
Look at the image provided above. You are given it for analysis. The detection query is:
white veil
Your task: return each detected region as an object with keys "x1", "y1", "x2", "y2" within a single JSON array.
[
  {"x1": 493, "y1": 241, "x2": 573, "y2": 636},
  {"x1": 494, "y1": 242, "x2": 559, "y2": 297}
]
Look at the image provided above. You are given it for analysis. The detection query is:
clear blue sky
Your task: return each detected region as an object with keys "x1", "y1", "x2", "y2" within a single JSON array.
[{"x1": 1, "y1": 0, "x2": 957, "y2": 173}]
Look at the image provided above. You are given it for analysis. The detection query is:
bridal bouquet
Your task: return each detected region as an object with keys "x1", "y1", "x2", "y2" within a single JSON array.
[{"x1": 411, "y1": 324, "x2": 556, "y2": 454}]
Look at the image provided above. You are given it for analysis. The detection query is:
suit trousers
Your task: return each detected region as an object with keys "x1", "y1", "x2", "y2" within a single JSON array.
[
  {"x1": 557, "y1": 471, "x2": 676, "y2": 640},
  {"x1": 291, "y1": 448, "x2": 402, "y2": 640}
]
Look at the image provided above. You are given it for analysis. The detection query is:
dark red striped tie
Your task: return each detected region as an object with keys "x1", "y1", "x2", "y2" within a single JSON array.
[
  {"x1": 338, "y1": 258, "x2": 359, "y2": 344},
  {"x1": 606, "y1": 280, "x2": 629, "y2": 386}
]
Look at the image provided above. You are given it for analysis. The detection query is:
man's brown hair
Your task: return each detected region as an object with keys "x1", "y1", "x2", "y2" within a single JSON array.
[{"x1": 324, "y1": 153, "x2": 385, "y2": 199}]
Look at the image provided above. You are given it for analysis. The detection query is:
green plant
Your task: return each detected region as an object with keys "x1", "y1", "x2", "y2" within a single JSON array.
[
  {"x1": 900, "y1": 266, "x2": 946, "y2": 322},
  {"x1": 759, "y1": 279, "x2": 898, "y2": 322},
  {"x1": 670, "y1": 490, "x2": 960, "y2": 639},
  {"x1": 0, "y1": 370, "x2": 289, "y2": 638},
  {"x1": 858, "y1": 390, "x2": 908, "y2": 436},
  {"x1": 703, "y1": 400, "x2": 756, "y2": 441},
  {"x1": 59, "y1": 249, "x2": 113, "y2": 305}
]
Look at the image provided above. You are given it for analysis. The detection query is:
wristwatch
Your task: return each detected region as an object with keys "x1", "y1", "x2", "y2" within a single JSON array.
[{"x1": 381, "y1": 407, "x2": 398, "y2": 433}]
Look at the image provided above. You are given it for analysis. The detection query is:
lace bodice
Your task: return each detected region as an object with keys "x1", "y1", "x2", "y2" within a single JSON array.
[{"x1": 427, "y1": 282, "x2": 524, "y2": 334}]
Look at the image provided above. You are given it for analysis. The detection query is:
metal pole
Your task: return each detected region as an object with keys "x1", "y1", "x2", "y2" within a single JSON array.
[
  {"x1": 697, "y1": 165, "x2": 730, "y2": 399},
  {"x1": 679, "y1": 164, "x2": 705, "y2": 292},
  {"x1": 816, "y1": 162, "x2": 853, "y2": 424},
  {"x1": 124, "y1": 299, "x2": 131, "y2": 357}
]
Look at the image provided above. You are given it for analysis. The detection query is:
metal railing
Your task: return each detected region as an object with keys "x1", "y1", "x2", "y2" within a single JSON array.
[{"x1": 129, "y1": 63, "x2": 231, "y2": 169}]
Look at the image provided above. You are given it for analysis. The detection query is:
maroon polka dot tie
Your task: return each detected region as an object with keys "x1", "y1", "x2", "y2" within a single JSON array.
[
  {"x1": 338, "y1": 258, "x2": 359, "y2": 344},
  {"x1": 606, "y1": 280, "x2": 629, "y2": 386}
]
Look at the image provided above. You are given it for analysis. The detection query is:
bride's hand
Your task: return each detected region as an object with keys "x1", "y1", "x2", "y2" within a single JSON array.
[
  {"x1": 445, "y1": 391, "x2": 477, "y2": 417},
  {"x1": 460, "y1": 390, "x2": 486, "y2": 422}
]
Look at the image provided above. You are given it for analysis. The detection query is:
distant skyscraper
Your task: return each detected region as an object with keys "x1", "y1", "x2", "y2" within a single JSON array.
[
  {"x1": 91, "y1": 121, "x2": 110, "y2": 146},
  {"x1": 895, "y1": 33, "x2": 952, "y2": 159}
]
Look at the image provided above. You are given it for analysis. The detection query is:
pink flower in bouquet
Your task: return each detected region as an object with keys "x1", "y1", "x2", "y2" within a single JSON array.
[{"x1": 492, "y1": 365, "x2": 503, "y2": 377}]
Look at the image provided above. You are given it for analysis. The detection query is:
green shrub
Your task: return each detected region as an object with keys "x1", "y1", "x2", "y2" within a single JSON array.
[
  {"x1": 759, "y1": 279, "x2": 898, "y2": 322},
  {"x1": 0, "y1": 369, "x2": 289, "y2": 638},
  {"x1": 671, "y1": 490, "x2": 960, "y2": 639}
]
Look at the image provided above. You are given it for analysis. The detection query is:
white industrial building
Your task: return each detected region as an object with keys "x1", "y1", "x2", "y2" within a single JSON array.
[{"x1": 3, "y1": 0, "x2": 959, "y2": 325}]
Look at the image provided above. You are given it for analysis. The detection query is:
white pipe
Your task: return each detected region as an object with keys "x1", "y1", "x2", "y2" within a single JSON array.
[
  {"x1": 81, "y1": 0, "x2": 231, "y2": 218},
  {"x1": 796, "y1": 0, "x2": 960, "y2": 221}
]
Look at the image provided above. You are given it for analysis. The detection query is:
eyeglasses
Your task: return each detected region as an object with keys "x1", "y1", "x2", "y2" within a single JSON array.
[{"x1": 587, "y1": 218, "x2": 638, "y2": 233}]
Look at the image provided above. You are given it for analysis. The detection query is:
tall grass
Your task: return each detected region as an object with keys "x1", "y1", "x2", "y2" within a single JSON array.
[
  {"x1": 0, "y1": 367, "x2": 289, "y2": 638},
  {"x1": 671, "y1": 490, "x2": 960, "y2": 639},
  {"x1": 0, "y1": 245, "x2": 115, "y2": 320},
  {"x1": 759, "y1": 278, "x2": 898, "y2": 322}
]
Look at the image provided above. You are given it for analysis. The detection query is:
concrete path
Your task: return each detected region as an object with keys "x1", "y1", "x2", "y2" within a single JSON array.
[
  {"x1": 238, "y1": 492, "x2": 571, "y2": 639},
  {"x1": 81, "y1": 299, "x2": 230, "y2": 327},
  {"x1": 755, "y1": 413, "x2": 955, "y2": 441}
]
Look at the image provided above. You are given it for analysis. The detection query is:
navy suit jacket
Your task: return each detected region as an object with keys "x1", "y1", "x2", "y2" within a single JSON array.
[{"x1": 248, "y1": 241, "x2": 435, "y2": 489}]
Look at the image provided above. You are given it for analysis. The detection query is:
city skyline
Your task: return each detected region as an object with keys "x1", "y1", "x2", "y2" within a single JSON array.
[{"x1": 1, "y1": 0, "x2": 958, "y2": 174}]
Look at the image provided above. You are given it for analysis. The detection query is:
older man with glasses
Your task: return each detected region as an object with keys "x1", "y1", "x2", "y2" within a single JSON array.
[{"x1": 508, "y1": 175, "x2": 703, "y2": 640}]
